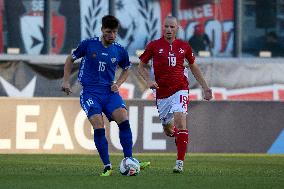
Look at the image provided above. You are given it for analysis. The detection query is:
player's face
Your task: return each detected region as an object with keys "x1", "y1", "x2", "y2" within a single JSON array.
[
  {"x1": 101, "y1": 28, "x2": 118, "y2": 45},
  {"x1": 163, "y1": 18, "x2": 178, "y2": 41}
]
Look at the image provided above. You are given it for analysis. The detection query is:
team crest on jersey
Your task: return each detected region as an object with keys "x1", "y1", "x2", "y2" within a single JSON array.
[
  {"x1": 179, "y1": 48, "x2": 184, "y2": 54},
  {"x1": 111, "y1": 58, "x2": 116, "y2": 63},
  {"x1": 159, "y1": 49, "x2": 163, "y2": 54}
]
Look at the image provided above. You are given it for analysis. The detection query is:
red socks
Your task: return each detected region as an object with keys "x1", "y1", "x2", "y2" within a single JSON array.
[
  {"x1": 171, "y1": 126, "x2": 189, "y2": 161},
  {"x1": 175, "y1": 129, "x2": 189, "y2": 161}
]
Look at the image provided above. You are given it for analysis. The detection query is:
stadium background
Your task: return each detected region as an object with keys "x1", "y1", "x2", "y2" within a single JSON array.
[{"x1": 0, "y1": 0, "x2": 283, "y2": 155}]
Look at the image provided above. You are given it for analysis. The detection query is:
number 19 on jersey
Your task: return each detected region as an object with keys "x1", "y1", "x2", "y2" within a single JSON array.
[{"x1": 168, "y1": 56, "x2": 176, "y2": 67}]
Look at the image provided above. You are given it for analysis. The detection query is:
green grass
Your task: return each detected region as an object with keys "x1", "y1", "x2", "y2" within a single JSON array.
[{"x1": 0, "y1": 154, "x2": 284, "y2": 189}]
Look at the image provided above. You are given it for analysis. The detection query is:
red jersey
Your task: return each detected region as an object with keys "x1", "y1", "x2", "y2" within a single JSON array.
[{"x1": 139, "y1": 37, "x2": 195, "y2": 99}]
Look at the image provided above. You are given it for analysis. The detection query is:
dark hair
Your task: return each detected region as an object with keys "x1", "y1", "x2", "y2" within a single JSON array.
[{"x1": 102, "y1": 15, "x2": 119, "y2": 29}]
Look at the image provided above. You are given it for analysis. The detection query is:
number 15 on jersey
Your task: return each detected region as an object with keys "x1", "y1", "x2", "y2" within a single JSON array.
[{"x1": 98, "y1": 61, "x2": 106, "y2": 71}]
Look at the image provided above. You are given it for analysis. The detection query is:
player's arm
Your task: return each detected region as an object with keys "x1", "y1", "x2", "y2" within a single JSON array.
[
  {"x1": 61, "y1": 55, "x2": 75, "y2": 95},
  {"x1": 138, "y1": 42, "x2": 158, "y2": 89},
  {"x1": 61, "y1": 39, "x2": 87, "y2": 95},
  {"x1": 111, "y1": 68, "x2": 129, "y2": 92},
  {"x1": 138, "y1": 62, "x2": 159, "y2": 89},
  {"x1": 189, "y1": 63, "x2": 212, "y2": 100},
  {"x1": 112, "y1": 47, "x2": 132, "y2": 92}
]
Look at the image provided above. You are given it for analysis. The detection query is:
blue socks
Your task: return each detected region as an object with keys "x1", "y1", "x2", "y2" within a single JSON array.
[
  {"x1": 93, "y1": 128, "x2": 110, "y2": 166},
  {"x1": 118, "y1": 120, "x2": 133, "y2": 158},
  {"x1": 93, "y1": 120, "x2": 133, "y2": 166}
]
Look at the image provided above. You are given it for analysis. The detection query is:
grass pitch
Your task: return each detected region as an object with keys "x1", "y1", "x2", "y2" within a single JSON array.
[{"x1": 0, "y1": 153, "x2": 283, "y2": 189}]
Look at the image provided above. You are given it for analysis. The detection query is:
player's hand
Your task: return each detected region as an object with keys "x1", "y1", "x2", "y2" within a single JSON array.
[
  {"x1": 111, "y1": 83, "x2": 119, "y2": 92},
  {"x1": 147, "y1": 80, "x2": 159, "y2": 89},
  {"x1": 203, "y1": 88, "x2": 212, "y2": 101},
  {"x1": 61, "y1": 82, "x2": 72, "y2": 95}
]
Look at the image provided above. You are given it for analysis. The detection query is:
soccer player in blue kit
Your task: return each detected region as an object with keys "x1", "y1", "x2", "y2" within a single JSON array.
[{"x1": 61, "y1": 15, "x2": 149, "y2": 176}]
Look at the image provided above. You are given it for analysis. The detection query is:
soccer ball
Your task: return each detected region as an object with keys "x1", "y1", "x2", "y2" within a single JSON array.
[{"x1": 119, "y1": 157, "x2": 140, "y2": 176}]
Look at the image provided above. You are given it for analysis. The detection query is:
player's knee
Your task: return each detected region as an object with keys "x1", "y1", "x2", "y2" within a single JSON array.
[
  {"x1": 163, "y1": 125, "x2": 174, "y2": 137},
  {"x1": 174, "y1": 113, "x2": 187, "y2": 129},
  {"x1": 174, "y1": 123, "x2": 186, "y2": 130},
  {"x1": 89, "y1": 114, "x2": 104, "y2": 130},
  {"x1": 113, "y1": 108, "x2": 128, "y2": 124},
  {"x1": 164, "y1": 130, "x2": 172, "y2": 137},
  {"x1": 116, "y1": 117, "x2": 128, "y2": 125}
]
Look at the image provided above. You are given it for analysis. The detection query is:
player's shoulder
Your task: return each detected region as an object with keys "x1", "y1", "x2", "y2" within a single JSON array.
[
  {"x1": 113, "y1": 41, "x2": 124, "y2": 48},
  {"x1": 80, "y1": 37, "x2": 100, "y2": 45},
  {"x1": 145, "y1": 38, "x2": 162, "y2": 49},
  {"x1": 176, "y1": 38, "x2": 192, "y2": 50},
  {"x1": 176, "y1": 38, "x2": 189, "y2": 46},
  {"x1": 150, "y1": 38, "x2": 163, "y2": 45},
  {"x1": 113, "y1": 41, "x2": 127, "y2": 52}
]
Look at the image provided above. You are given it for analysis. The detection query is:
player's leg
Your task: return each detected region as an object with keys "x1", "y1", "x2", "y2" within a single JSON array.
[
  {"x1": 156, "y1": 97, "x2": 177, "y2": 137},
  {"x1": 104, "y1": 93, "x2": 133, "y2": 158},
  {"x1": 80, "y1": 94, "x2": 112, "y2": 176},
  {"x1": 111, "y1": 107, "x2": 133, "y2": 158},
  {"x1": 105, "y1": 93, "x2": 150, "y2": 169},
  {"x1": 112, "y1": 108, "x2": 150, "y2": 169},
  {"x1": 89, "y1": 114, "x2": 113, "y2": 176},
  {"x1": 171, "y1": 90, "x2": 189, "y2": 173},
  {"x1": 173, "y1": 112, "x2": 188, "y2": 173}
]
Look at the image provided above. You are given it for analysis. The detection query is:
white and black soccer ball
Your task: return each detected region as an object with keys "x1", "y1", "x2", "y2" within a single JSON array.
[{"x1": 119, "y1": 157, "x2": 140, "y2": 176}]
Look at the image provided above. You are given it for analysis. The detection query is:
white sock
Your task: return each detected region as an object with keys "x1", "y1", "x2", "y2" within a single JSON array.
[
  {"x1": 176, "y1": 160, "x2": 183, "y2": 166},
  {"x1": 104, "y1": 164, "x2": 112, "y2": 169}
]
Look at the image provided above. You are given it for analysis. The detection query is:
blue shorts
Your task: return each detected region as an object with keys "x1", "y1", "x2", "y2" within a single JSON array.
[{"x1": 80, "y1": 91, "x2": 126, "y2": 121}]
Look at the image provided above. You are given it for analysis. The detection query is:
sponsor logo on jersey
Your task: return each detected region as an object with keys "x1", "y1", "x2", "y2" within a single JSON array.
[
  {"x1": 159, "y1": 49, "x2": 163, "y2": 53},
  {"x1": 102, "y1": 52, "x2": 108, "y2": 56}
]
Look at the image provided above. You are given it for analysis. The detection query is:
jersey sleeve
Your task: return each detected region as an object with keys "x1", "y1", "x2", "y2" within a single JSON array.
[
  {"x1": 118, "y1": 48, "x2": 131, "y2": 70},
  {"x1": 71, "y1": 39, "x2": 88, "y2": 60},
  {"x1": 185, "y1": 43, "x2": 195, "y2": 64},
  {"x1": 139, "y1": 42, "x2": 154, "y2": 64}
]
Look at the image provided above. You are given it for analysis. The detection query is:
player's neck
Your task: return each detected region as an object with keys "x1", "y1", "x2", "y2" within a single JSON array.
[
  {"x1": 164, "y1": 36, "x2": 176, "y2": 44},
  {"x1": 100, "y1": 37, "x2": 112, "y2": 48}
]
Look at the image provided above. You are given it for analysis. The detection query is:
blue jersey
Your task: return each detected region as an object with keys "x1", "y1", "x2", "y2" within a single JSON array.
[{"x1": 72, "y1": 37, "x2": 131, "y2": 93}]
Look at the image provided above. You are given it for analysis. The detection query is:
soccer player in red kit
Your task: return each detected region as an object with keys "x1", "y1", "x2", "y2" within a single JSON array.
[{"x1": 138, "y1": 16, "x2": 212, "y2": 173}]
